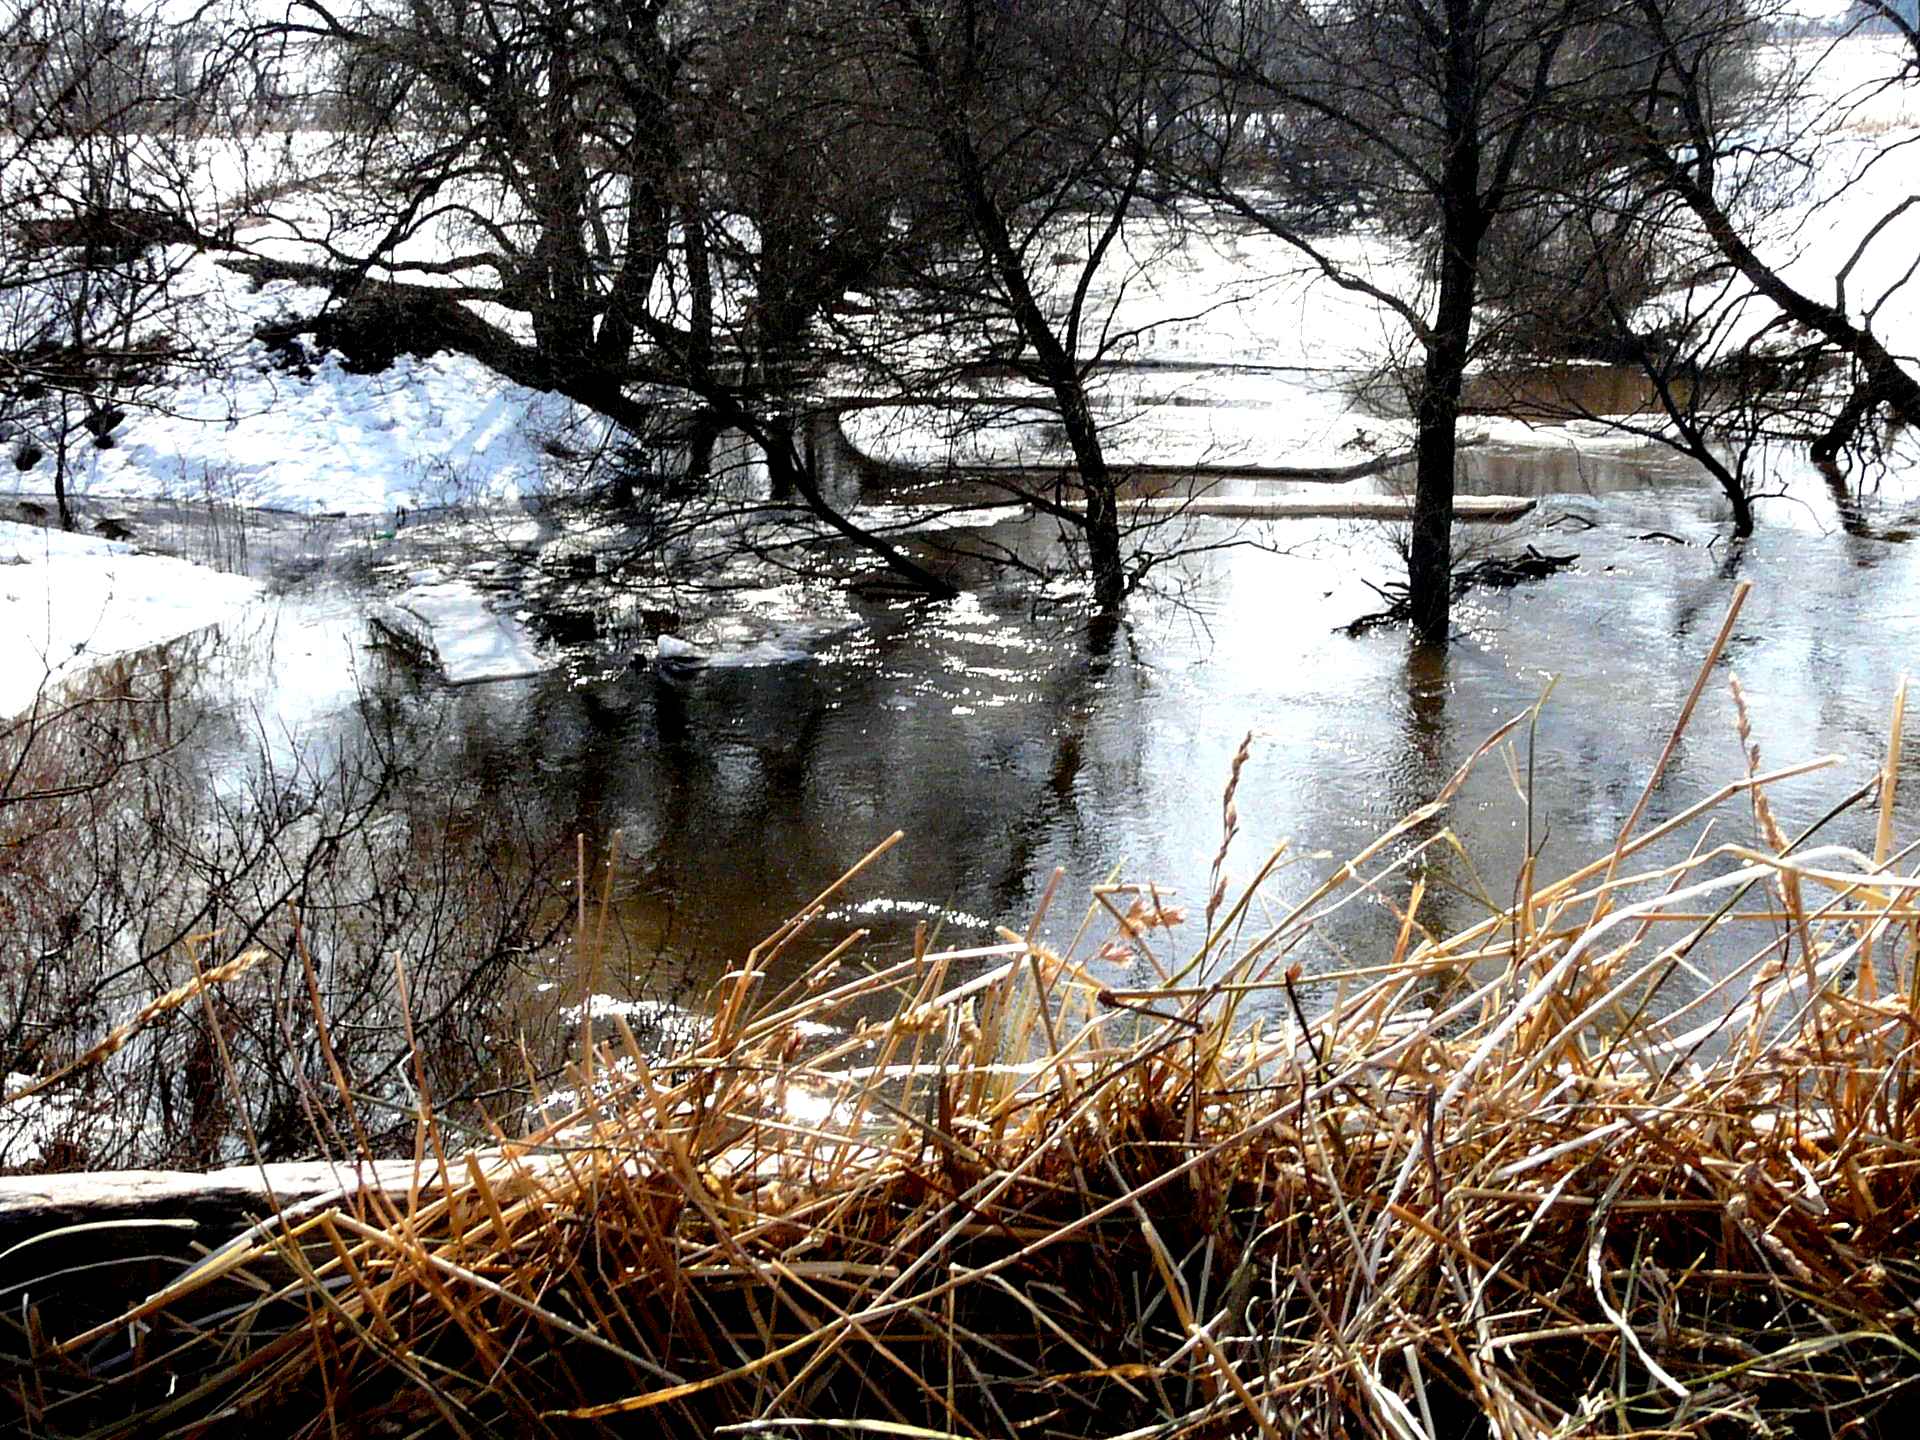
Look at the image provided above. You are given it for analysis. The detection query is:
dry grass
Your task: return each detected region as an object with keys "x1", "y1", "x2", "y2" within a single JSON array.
[{"x1": 11, "y1": 584, "x2": 1920, "y2": 1438}]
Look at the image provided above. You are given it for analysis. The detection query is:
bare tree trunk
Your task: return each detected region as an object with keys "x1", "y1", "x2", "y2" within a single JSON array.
[
  {"x1": 682, "y1": 198, "x2": 714, "y2": 375},
  {"x1": 892, "y1": 0, "x2": 1126, "y2": 612},
  {"x1": 760, "y1": 425, "x2": 959, "y2": 598},
  {"x1": 1408, "y1": 4, "x2": 1486, "y2": 649},
  {"x1": 52, "y1": 403, "x2": 76, "y2": 533},
  {"x1": 943, "y1": 149, "x2": 1126, "y2": 609}
]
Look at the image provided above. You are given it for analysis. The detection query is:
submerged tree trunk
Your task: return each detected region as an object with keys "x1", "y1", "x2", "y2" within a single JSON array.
[
  {"x1": 1408, "y1": 8, "x2": 1487, "y2": 649},
  {"x1": 951, "y1": 181, "x2": 1125, "y2": 609},
  {"x1": 683, "y1": 407, "x2": 721, "y2": 490},
  {"x1": 1408, "y1": 345, "x2": 1463, "y2": 647},
  {"x1": 892, "y1": 0, "x2": 1126, "y2": 613},
  {"x1": 1053, "y1": 383, "x2": 1126, "y2": 612},
  {"x1": 52, "y1": 411, "x2": 76, "y2": 533},
  {"x1": 760, "y1": 427, "x2": 959, "y2": 598}
]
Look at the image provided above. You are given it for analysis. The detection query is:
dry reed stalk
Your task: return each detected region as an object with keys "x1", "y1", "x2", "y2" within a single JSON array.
[
  {"x1": 1, "y1": 945, "x2": 265, "y2": 1108},
  {"x1": 14, "y1": 609, "x2": 1920, "y2": 1437}
]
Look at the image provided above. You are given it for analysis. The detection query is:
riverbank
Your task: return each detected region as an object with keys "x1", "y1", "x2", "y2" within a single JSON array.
[
  {"x1": 8, "y1": 610, "x2": 1917, "y2": 1437},
  {"x1": 0, "y1": 518, "x2": 260, "y2": 720},
  {"x1": 5, "y1": 446, "x2": 1920, "y2": 1180}
]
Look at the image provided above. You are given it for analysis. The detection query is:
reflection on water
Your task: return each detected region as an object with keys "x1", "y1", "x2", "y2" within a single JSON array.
[{"x1": 138, "y1": 444, "x2": 1920, "y2": 1036}]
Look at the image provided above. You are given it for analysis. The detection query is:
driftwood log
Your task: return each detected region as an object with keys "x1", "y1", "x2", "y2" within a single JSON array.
[
  {"x1": 1114, "y1": 493, "x2": 1536, "y2": 522},
  {"x1": 1342, "y1": 544, "x2": 1577, "y2": 635}
]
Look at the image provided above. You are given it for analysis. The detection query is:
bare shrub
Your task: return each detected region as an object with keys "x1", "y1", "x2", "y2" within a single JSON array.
[{"x1": 2, "y1": 644, "x2": 574, "y2": 1173}]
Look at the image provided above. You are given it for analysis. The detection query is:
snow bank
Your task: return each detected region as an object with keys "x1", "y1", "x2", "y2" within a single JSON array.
[
  {"x1": 5, "y1": 250, "x2": 592, "y2": 518},
  {"x1": 0, "y1": 522, "x2": 260, "y2": 721}
]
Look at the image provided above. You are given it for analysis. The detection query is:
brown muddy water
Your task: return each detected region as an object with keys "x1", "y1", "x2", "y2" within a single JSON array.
[{"x1": 19, "y1": 430, "x2": 1920, "y2": 1072}]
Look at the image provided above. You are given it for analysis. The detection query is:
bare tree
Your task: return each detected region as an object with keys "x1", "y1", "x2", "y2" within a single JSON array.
[
  {"x1": 1614, "y1": 0, "x2": 1920, "y2": 475},
  {"x1": 1472, "y1": 0, "x2": 1920, "y2": 528},
  {"x1": 1163, "y1": 0, "x2": 1700, "y2": 644},
  {"x1": 262, "y1": 0, "x2": 1217, "y2": 611},
  {"x1": 877, "y1": 0, "x2": 1186, "y2": 610},
  {"x1": 0, "y1": 0, "x2": 238, "y2": 529},
  {"x1": 260, "y1": 0, "x2": 962, "y2": 596},
  {"x1": 1, "y1": 638, "x2": 581, "y2": 1173},
  {"x1": 1462, "y1": 15, "x2": 1775, "y2": 535}
]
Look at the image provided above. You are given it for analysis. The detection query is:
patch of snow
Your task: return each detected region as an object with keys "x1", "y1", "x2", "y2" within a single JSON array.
[
  {"x1": 3, "y1": 250, "x2": 599, "y2": 518},
  {"x1": 854, "y1": 503, "x2": 1028, "y2": 533},
  {"x1": 0, "y1": 1074, "x2": 86, "y2": 1169},
  {"x1": 395, "y1": 581, "x2": 549, "y2": 684},
  {"x1": 647, "y1": 582, "x2": 865, "y2": 672},
  {"x1": 654, "y1": 633, "x2": 705, "y2": 664}
]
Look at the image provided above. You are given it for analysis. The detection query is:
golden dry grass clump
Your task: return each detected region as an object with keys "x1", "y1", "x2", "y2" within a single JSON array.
[{"x1": 12, "y1": 586, "x2": 1920, "y2": 1438}]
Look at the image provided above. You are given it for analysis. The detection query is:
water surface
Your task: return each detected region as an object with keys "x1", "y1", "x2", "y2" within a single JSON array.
[{"x1": 169, "y1": 439, "x2": 1920, "y2": 1025}]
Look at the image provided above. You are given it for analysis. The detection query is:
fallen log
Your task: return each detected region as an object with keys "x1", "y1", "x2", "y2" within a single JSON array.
[
  {"x1": 1114, "y1": 493, "x2": 1536, "y2": 522},
  {"x1": 0, "y1": 1161, "x2": 432, "y2": 1342}
]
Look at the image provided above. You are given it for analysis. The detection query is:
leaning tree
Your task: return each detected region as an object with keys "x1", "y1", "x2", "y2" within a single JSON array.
[
  {"x1": 1617, "y1": 0, "x2": 1920, "y2": 474},
  {"x1": 1469, "y1": 0, "x2": 1920, "y2": 527},
  {"x1": 871, "y1": 0, "x2": 1193, "y2": 611}
]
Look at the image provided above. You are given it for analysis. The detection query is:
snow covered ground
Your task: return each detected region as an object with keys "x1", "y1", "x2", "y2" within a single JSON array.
[
  {"x1": 842, "y1": 367, "x2": 1406, "y2": 474},
  {"x1": 0, "y1": 521, "x2": 259, "y2": 720},
  {"x1": 24, "y1": 252, "x2": 590, "y2": 517}
]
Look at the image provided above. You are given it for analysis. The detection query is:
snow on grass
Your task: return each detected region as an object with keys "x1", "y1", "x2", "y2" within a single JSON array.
[
  {"x1": 1093, "y1": 220, "x2": 1414, "y2": 373},
  {"x1": 0, "y1": 1073, "x2": 105, "y2": 1170},
  {"x1": 1779, "y1": 0, "x2": 1869, "y2": 25},
  {"x1": 0, "y1": 521, "x2": 260, "y2": 721}
]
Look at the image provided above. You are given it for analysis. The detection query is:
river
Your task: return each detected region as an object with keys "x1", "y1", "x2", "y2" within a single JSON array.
[
  {"x1": 11, "y1": 419, "x2": 1920, "y2": 1165},
  {"x1": 159, "y1": 430, "x2": 1920, "y2": 1025}
]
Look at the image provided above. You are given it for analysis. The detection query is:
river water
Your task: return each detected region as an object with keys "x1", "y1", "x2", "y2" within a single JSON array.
[{"x1": 145, "y1": 427, "x2": 1920, "y2": 1038}]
